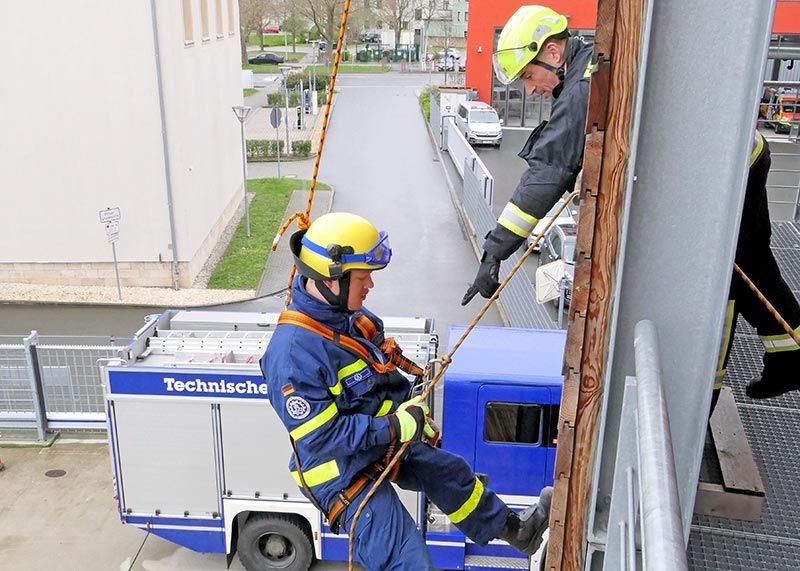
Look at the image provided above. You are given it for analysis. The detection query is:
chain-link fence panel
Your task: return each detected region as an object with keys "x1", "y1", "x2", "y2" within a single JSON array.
[
  {"x1": 0, "y1": 345, "x2": 33, "y2": 415},
  {"x1": 36, "y1": 345, "x2": 122, "y2": 415}
]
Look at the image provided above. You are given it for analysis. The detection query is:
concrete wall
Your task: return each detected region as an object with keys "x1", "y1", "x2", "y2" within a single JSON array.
[{"x1": 0, "y1": 0, "x2": 242, "y2": 287}]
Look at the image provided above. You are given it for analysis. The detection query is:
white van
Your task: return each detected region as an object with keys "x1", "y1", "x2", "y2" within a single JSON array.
[{"x1": 455, "y1": 101, "x2": 503, "y2": 147}]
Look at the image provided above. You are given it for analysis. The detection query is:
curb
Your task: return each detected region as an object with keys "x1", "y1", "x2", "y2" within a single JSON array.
[{"x1": 0, "y1": 431, "x2": 61, "y2": 449}]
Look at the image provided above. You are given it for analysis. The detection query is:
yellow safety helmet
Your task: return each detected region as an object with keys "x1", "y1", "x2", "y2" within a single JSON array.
[
  {"x1": 290, "y1": 212, "x2": 392, "y2": 280},
  {"x1": 493, "y1": 5, "x2": 569, "y2": 85}
]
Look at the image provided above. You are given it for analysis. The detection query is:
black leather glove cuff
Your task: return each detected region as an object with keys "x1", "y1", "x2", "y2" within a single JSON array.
[{"x1": 483, "y1": 225, "x2": 526, "y2": 261}]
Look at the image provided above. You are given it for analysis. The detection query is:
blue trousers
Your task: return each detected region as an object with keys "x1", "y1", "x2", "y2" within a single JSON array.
[{"x1": 339, "y1": 443, "x2": 511, "y2": 570}]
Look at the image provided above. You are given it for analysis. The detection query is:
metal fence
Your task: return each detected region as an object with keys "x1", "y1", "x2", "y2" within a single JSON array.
[
  {"x1": 599, "y1": 321, "x2": 689, "y2": 571},
  {"x1": 0, "y1": 332, "x2": 122, "y2": 436}
]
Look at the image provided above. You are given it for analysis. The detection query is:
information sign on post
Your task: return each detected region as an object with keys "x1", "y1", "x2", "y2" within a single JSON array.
[{"x1": 98, "y1": 207, "x2": 123, "y2": 300}]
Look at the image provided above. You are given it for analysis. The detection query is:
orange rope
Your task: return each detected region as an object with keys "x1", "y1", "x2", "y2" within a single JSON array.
[
  {"x1": 272, "y1": 0, "x2": 354, "y2": 306},
  {"x1": 733, "y1": 262, "x2": 800, "y2": 347},
  {"x1": 346, "y1": 191, "x2": 580, "y2": 569}
]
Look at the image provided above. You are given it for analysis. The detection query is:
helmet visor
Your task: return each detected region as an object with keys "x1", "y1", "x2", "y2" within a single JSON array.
[
  {"x1": 492, "y1": 47, "x2": 526, "y2": 85},
  {"x1": 301, "y1": 230, "x2": 392, "y2": 269},
  {"x1": 341, "y1": 231, "x2": 392, "y2": 267}
]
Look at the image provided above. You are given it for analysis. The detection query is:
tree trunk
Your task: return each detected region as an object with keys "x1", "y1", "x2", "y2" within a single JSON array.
[
  {"x1": 259, "y1": 31, "x2": 264, "y2": 51},
  {"x1": 240, "y1": 32, "x2": 248, "y2": 66}
]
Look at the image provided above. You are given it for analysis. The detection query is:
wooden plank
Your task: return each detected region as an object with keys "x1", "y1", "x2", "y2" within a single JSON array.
[
  {"x1": 695, "y1": 482, "x2": 765, "y2": 522},
  {"x1": 709, "y1": 387, "x2": 765, "y2": 495},
  {"x1": 545, "y1": 0, "x2": 646, "y2": 567}
]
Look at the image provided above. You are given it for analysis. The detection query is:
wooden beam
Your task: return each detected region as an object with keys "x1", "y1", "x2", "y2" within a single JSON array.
[{"x1": 545, "y1": 0, "x2": 646, "y2": 568}]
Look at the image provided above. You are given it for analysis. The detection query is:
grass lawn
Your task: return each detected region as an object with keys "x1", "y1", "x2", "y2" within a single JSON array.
[
  {"x1": 243, "y1": 63, "x2": 281, "y2": 73},
  {"x1": 247, "y1": 33, "x2": 308, "y2": 47},
  {"x1": 243, "y1": 88, "x2": 258, "y2": 97},
  {"x1": 208, "y1": 178, "x2": 331, "y2": 290},
  {"x1": 305, "y1": 64, "x2": 390, "y2": 73}
]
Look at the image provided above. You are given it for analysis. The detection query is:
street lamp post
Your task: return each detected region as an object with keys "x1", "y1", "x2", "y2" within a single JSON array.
[{"x1": 232, "y1": 106, "x2": 253, "y2": 238}]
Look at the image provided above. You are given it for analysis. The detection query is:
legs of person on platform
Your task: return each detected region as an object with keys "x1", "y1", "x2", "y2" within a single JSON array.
[{"x1": 712, "y1": 142, "x2": 800, "y2": 411}]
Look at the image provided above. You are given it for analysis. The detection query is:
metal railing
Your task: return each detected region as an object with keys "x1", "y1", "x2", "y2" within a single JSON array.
[
  {"x1": 0, "y1": 331, "x2": 122, "y2": 437},
  {"x1": 601, "y1": 320, "x2": 689, "y2": 571}
]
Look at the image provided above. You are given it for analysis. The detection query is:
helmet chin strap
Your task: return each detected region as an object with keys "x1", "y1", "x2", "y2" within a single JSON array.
[
  {"x1": 314, "y1": 273, "x2": 352, "y2": 312},
  {"x1": 531, "y1": 58, "x2": 566, "y2": 98}
]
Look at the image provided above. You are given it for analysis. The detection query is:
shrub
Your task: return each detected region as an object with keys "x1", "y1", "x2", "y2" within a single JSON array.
[
  {"x1": 292, "y1": 140, "x2": 312, "y2": 156},
  {"x1": 267, "y1": 92, "x2": 284, "y2": 106},
  {"x1": 246, "y1": 139, "x2": 285, "y2": 160},
  {"x1": 418, "y1": 85, "x2": 440, "y2": 121},
  {"x1": 286, "y1": 70, "x2": 332, "y2": 90}
]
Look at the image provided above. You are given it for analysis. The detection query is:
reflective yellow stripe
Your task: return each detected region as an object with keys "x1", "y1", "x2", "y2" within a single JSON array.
[
  {"x1": 329, "y1": 380, "x2": 342, "y2": 396},
  {"x1": 289, "y1": 402, "x2": 338, "y2": 440},
  {"x1": 761, "y1": 325, "x2": 800, "y2": 353},
  {"x1": 499, "y1": 203, "x2": 538, "y2": 238},
  {"x1": 291, "y1": 459, "x2": 340, "y2": 487},
  {"x1": 376, "y1": 400, "x2": 394, "y2": 417},
  {"x1": 448, "y1": 478, "x2": 484, "y2": 524},
  {"x1": 713, "y1": 380, "x2": 724, "y2": 390},
  {"x1": 750, "y1": 133, "x2": 764, "y2": 167},
  {"x1": 338, "y1": 359, "x2": 368, "y2": 380},
  {"x1": 583, "y1": 60, "x2": 593, "y2": 78},
  {"x1": 715, "y1": 301, "x2": 736, "y2": 377}
]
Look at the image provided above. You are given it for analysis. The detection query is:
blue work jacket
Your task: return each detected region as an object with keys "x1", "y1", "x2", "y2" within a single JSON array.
[{"x1": 261, "y1": 276, "x2": 411, "y2": 508}]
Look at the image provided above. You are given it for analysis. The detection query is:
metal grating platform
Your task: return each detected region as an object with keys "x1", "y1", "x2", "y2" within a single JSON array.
[{"x1": 688, "y1": 221, "x2": 800, "y2": 570}]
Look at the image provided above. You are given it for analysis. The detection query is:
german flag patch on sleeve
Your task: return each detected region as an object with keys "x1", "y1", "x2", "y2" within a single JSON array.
[{"x1": 281, "y1": 383, "x2": 295, "y2": 397}]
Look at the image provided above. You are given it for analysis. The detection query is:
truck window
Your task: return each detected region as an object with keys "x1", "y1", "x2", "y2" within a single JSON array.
[
  {"x1": 484, "y1": 402, "x2": 541, "y2": 445},
  {"x1": 469, "y1": 110, "x2": 499, "y2": 123}
]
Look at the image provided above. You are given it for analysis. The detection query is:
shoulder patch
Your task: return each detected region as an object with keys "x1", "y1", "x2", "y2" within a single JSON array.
[
  {"x1": 281, "y1": 383, "x2": 295, "y2": 396},
  {"x1": 286, "y1": 396, "x2": 311, "y2": 420}
]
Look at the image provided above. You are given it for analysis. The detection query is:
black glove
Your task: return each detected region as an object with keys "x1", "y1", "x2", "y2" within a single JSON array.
[{"x1": 461, "y1": 252, "x2": 501, "y2": 305}]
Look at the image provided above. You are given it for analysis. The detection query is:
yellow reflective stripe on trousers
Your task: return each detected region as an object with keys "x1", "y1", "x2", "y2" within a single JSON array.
[
  {"x1": 375, "y1": 400, "x2": 394, "y2": 417},
  {"x1": 715, "y1": 300, "x2": 736, "y2": 379},
  {"x1": 761, "y1": 324, "x2": 800, "y2": 353},
  {"x1": 448, "y1": 478, "x2": 484, "y2": 524},
  {"x1": 289, "y1": 402, "x2": 338, "y2": 440},
  {"x1": 750, "y1": 132, "x2": 765, "y2": 167},
  {"x1": 291, "y1": 459, "x2": 340, "y2": 487},
  {"x1": 498, "y1": 203, "x2": 538, "y2": 238}
]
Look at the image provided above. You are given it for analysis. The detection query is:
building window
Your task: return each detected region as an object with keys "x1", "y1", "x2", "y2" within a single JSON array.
[
  {"x1": 227, "y1": 0, "x2": 235, "y2": 34},
  {"x1": 182, "y1": 0, "x2": 194, "y2": 44},
  {"x1": 200, "y1": 0, "x2": 210, "y2": 41},
  {"x1": 402, "y1": 20, "x2": 408, "y2": 31},
  {"x1": 483, "y1": 402, "x2": 542, "y2": 445},
  {"x1": 443, "y1": 0, "x2": 449, "y2": 9},
  {"x1": 465, "y1": 11, "x2": 468, "y2": 21},
  {"x1": 215, "y1": 0, "x2": 224, "y2": 37},
  {"x1": 457, "y1": 12, "x2": 460, "y2": 21}
]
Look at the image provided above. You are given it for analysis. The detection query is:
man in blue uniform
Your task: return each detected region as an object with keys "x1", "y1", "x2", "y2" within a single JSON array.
[
  {"x1": 262, "y1": 212, "x2": 552, "y2": 569},
  {"x1": 463, "y1": 5, "x2": 800, "y2": 402}
]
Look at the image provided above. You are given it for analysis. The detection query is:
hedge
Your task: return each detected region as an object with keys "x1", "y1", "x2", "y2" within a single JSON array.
[
  {"x1": 267, "y1": 90, "x2": 326, "y2": 108},
  {"x1": 246, "y1": 139, "x2": 312, "y2": 160}
]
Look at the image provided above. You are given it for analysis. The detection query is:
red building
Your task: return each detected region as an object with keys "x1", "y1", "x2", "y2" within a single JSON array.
[{"x1": 465, "y1": 1, "x2": 800, "y2": 128}]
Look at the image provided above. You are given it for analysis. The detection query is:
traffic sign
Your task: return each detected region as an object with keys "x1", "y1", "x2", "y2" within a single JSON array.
[
  {"x1": 99, "y1": 207, "x2": 121, "y2": 223},
  {"x1": 105, "y1": 221, "x2": 120, "y2": 243},
  {"x1": 270, "y1": 107, "x2": 282, "y2": 128}
]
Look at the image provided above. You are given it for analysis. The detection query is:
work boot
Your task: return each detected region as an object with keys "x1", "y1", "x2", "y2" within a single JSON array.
[
  {"x1": 498, "y1": 486, "x2": 552, "y2": 556},
  {"x1": 745, "y1": 350, "x2": 800, "y2": 399}
]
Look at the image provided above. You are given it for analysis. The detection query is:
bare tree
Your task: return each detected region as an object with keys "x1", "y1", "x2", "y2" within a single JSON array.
[
  {"x1": 377, "y1": 0, "x2": 415, "y2": 47},
  {"x1": 417, "y1": 0, "x2": 440, "y2": 62},
  {"x1": 298, "y1": 0, "x2": 345, "y2": 61},
  {"x1": 238, "y1": 0, "x2": 271, "y2": 64}
]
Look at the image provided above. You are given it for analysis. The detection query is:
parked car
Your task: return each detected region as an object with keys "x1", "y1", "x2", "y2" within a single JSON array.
[
  {"x1": 360, "y1": 32, "x2": 381, "y2": 44},
  {"x1": 454, "y1": 101, "x2": 503, "y2": 147},
  {"x1": 538, "y1": 223, "x2": 577, "y2": 308},
  {"x1": 319, "y1": 40, "x2": 328, "y2": 51},
  {"x1": 526, "y1": 198, "x2": 577, "y2": 250},
  {"x1": 459, "y1": 55, "x2": 467, "y2": 72},
  {"x1": 248, "y1": 52, "x2": 285, "y2": 65},
  {"x1": 262, "y1": 25, "x2": 281, "y2": 34}
]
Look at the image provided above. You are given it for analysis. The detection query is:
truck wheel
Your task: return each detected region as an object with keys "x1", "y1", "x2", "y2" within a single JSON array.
[{"x1": 237, "y1": 513, "x2": 313, "y2": 571}]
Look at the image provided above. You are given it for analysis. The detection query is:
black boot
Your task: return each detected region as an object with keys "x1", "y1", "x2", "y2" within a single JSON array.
[
  {"x1": 498, "y1": 486, "x2": 552, "y2": 556},
  {"x1": 746, "y1": 350, "x2": 800, "y2": 399}
]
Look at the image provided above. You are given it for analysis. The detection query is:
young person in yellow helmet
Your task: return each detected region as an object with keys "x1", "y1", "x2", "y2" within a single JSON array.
[
  {"x1": 463, "y1": 6, "x2": 800, "y2": 404},
  {"x1": 260, "y1": 212, "x2": 552, "y2": 570}
]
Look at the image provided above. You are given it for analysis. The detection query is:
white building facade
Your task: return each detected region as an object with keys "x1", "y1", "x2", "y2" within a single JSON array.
[{"x1": 0, "y1": 0, "x2": 243, "y2": 288}]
